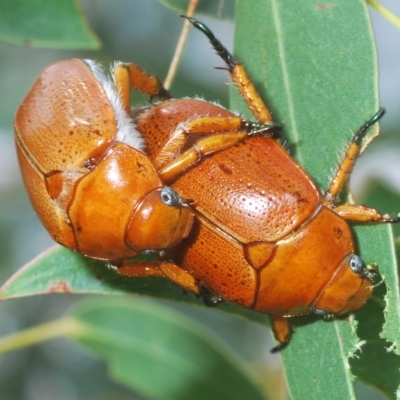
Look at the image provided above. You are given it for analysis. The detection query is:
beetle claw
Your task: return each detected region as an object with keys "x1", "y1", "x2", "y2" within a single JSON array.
[
  {"x1": 310, "y1": 308, "x2": 330, "y2": 317},
  {"x1": 199, "y1": 286, "x2": 223, "y2": 307},
  {"x1": 243, "y1": 121, "x2": 283, "y2": 138},
  {"x1": 270, "y1": 341, "x2": 289, "y2": 354}
]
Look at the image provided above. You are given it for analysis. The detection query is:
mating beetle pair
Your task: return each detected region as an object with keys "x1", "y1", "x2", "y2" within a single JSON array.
[{"x1": 14, "y1": 16, "x2": 399, "y2": 350}]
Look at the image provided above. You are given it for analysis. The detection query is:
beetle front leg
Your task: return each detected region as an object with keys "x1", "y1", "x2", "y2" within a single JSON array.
[
  {"x1": 114, "y1": 62, "x2": 170, "y2": 115},
  {"x1": 115, "y1": 260, "x2": 201, "y2": 294},
  {"x1": 155, "y1": 116, "x2": 279, "y2": 181}
]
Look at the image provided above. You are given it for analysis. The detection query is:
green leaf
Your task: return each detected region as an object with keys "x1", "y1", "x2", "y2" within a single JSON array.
[
  {"x1": 68, "y1": 297, "x2": 268, "y2": 400},
  {"x1": 351, "y1": 283, "x2": 400, "y2": 399},
  {"x1": 282, "y1": 315, "x2": 359, "y2": 399},
  {"x1": 0, "y1": 0, "x2": 100, "y2": 48},
  {"x1": 0, "y1": 245, "x2": 268, "y2": 325},
  {"x1": 0, "y1": 296, "x2": 269, "y2": 400},
  {"x1": 158, "y1": 0, "x2": 235, "y2": 19},
  {"x1": 0, "y1": 245, "x2": 185, "y2": 299},
  {"x1": 232, "y1": 0, "x2": 399, "y2": 398},
  {"x1": 350, "y1": 182, "x2": 400, "y2": 400}
]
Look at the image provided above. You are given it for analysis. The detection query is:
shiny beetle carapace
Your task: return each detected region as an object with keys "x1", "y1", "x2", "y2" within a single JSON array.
[{"x1": 15, "y1": 16, "x2": 399, "y2": 350}]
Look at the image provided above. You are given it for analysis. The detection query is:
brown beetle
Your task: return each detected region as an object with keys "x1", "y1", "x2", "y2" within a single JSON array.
[
  {"x1": 14, "y1": 16, "x2": 398, "y2": 350},
  {"x1": 118, "y1": 17, "x2": 399, "y2": 350},
  {"x1": 14, "y1": 42, "x2": 275, "y2": 293}
]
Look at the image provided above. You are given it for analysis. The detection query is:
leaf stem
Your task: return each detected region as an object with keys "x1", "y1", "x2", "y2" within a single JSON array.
[
  {"x1": 164, "y1": 0, "x2": 198, "y2": 90},
  {"x1": 0, "y1": 317, "x2": 82, "y2": 355},
  {"x1": 367, "y1": 0, "x2": 400, "y2": 28}
]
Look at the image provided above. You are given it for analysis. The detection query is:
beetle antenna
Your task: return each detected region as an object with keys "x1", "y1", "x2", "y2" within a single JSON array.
[{"x1": 180, "y1": 15, "x2": 238, "y2": 71}]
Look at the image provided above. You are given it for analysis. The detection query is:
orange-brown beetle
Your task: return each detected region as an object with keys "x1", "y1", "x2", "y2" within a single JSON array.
[
  {"x1": 117, "y1": 17, "x2": 400, "y2": 350},
  {"x1": 14, "y1": 32, "x2": 276, "y2": 293},
  {"x1": 15, "y1": 16, "x2": 399, "y2": 350},
  {"x1": 14, "y1": 59, "x2": 195, "y2": 264}
]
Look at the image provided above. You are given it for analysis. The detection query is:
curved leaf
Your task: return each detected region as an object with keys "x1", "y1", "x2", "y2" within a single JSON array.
[
  {"x1": 69, "y1": 297, "x2": 268, "y2": 400},
  {"x1": 0, "y1": 245, "x2": 267, "y2": 325},
  {"x1": 0, "y1": 296, "x2": 269, "y2": 400},
  {"x1": 351, "y1": 182, "x2": 400, "y2": 399}
]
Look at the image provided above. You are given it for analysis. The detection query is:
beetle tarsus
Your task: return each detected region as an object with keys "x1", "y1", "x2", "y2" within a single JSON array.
[
  {"x1": 180, "y1": 15, "x2": 239, "y2": 71},
  {"x1": 270, "y1": 341, "x2": 289, "y2": 354},
  {"x1": 243, "y1": 121, "x2": 283, "y2": 138},
  {"x1": 353, "y1": 107, "x2": 386, "y2": 144},
  {"x1": 149, "y1": 86, "x2": 171, "y2": 102},
  {"x1": 382, "y1": 215, "x2": 400, "y2": 224},
  {"x1": 200, "y1": 286, "x2": 223, "y2": 307}
]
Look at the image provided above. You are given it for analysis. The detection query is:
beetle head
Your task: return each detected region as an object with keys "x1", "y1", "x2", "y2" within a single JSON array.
[
  {"x1": 127, "y1": 187, "x2": 194, "y2": 251},
  {"x1": 311, "y1": 253, "x2": 373, "y2": 316}
]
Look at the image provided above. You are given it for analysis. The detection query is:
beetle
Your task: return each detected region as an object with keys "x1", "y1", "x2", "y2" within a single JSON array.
[
  {"x1": 14, "y1": 33, "x2": 276, "y2": 293},
  {"x1": 116, "y1": 17, "x2": 400, "y2": 350},
  {"x1": 14, "y1": 15, "x2": 399, "y2": 350}
]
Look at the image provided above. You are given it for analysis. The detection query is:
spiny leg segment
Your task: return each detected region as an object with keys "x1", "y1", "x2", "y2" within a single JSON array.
[
  {"x1": 181, "y1": 15, "x2": 273, "y2": 124},
  {"x1": 114, "y1": 62, "x2": 171, "y2": 115},
  {"x1": 326, "y1": 108, "x2": 385, "y2": 203},
  {"x1": 325, "y1": 107, "x2": 400, "y2": 224}
]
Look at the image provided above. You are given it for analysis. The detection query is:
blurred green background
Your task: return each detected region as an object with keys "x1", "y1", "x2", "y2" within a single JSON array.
[{"x1": 0, "y1": 0, "x2": 399, "y2": 399}]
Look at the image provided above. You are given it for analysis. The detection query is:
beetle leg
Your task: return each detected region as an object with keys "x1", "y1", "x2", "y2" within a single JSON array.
[
  {"x1": 271, "y1": 316, "x2": 293, "y2": 353},
  {"x1": 115, "y1": 260, "x2": 201, "y2": 294},
  {"x1": 155, "y1": 116, "x2": 242, "y2": 167},
  {"x1": 181, "y1": 15, "x2": 273, "y2": 124},
  {"x1": 155, "y1": 117, "x2": 279, "y2": 181},
  {"x1": 158, "y1": 129, "x2": 249, "y2": 181},
  {"x1": 324, "y1": 108, "x2": 386, "y2": 205},
  {"x1": 334, "y1": 204, "x2": 400, "y2": 223},
  {"x1": 113, "y1": 62, "x2": 170, "y2": 115}
]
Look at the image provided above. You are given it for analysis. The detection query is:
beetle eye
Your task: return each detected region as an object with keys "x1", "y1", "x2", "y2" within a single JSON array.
[
  {"x1": 349, "y1": 254, "x2": 365, "y2": 275},
  {"x1": 160, "y1": 186, "x2": 182, "y2": 207}
]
